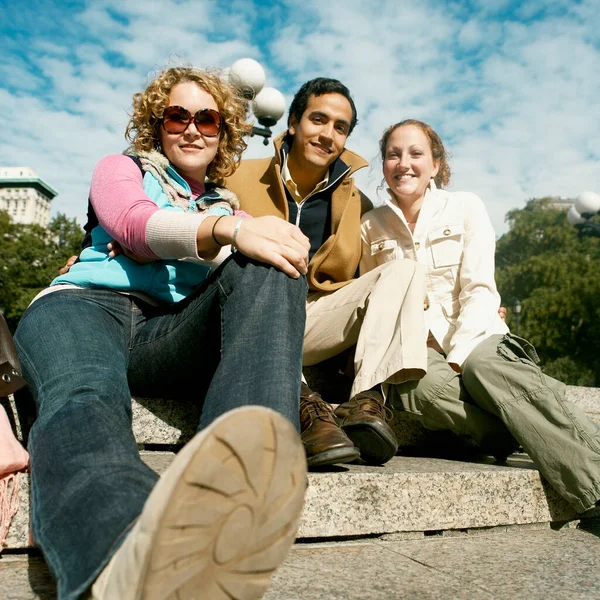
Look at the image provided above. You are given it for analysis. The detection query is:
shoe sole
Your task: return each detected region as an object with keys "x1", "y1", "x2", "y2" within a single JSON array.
[
  {"x1": 306, "y1": 445, "x2": 361, "y2": 468},
  {"x1": 342, "y1": 423, "x2": 398, "y2": 465},
  {"x1": 141, "y1": 407, "x2": 306, "y2": 600}
]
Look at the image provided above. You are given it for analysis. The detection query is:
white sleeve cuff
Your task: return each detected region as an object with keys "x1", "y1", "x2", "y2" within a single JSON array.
[{"x1": 146, "y1": 211, "x2": 207, "y2": 259}]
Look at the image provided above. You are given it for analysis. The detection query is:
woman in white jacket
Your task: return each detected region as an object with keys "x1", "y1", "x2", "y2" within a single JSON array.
[{"x1": 360, "y1": 119, "x2": 600, "y2": 515}]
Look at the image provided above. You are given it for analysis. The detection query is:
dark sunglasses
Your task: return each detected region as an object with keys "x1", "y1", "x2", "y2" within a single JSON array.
[{"x1": 161, "y1": 106, "x2": 222, "y2": 137}]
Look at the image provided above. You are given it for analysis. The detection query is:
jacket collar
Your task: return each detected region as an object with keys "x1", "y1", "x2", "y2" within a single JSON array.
[
  {"x1": 273, "y1": 131, "x2": 368, "y2": 187},
  {"x1": 385, "y1": 179, "x2": 447, "y2": 235}
]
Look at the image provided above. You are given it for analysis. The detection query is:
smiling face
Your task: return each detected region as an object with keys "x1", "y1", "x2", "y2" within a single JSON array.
[
  {"x1": 383, "y1": 125, "x2": 440, "y2": 206},
  {"x1": 159, "y1": 81, "x2": 220, "y2": 182},
  {"x1": 287, "y1": 92, "x2": 352, "y2": 178}
]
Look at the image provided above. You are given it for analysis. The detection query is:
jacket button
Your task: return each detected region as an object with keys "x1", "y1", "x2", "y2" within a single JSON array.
[
  {"x1": 424, "y1": 296, "x2": 430, "y2": 310},
  {"x1": 415, "y1": 242, "x2": 420, "y2": 250},
  {"x1": 378, "y1": 242, "x2": 385, "y2": 250},
  {"x1": 443, "y1": 228, "x2": 451, "y2": 236}
]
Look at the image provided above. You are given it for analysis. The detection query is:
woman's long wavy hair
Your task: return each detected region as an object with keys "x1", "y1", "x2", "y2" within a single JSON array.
[
  {"x1": 125, "y1": 67, "x2": 252, "y2": 184},
  {"x1": 379, "y1": 119, "x2": 451, "y2": 188}
]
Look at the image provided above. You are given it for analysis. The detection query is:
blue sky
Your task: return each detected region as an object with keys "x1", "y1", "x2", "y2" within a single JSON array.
[{"x1": 1, "y1": 0, "x2": 599, "y2": 234}]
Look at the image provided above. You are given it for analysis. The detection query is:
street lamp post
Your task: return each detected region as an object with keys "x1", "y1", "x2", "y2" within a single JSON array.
[
  {"x1": 514, "y1": 299, "x2": 522, "y2": 337},
  {"x1": 567, "y1": 191, "x2": 600, "y2": 237},
  {"x1": 227, "y1": 58, "x2": 286, "y2": 146}
]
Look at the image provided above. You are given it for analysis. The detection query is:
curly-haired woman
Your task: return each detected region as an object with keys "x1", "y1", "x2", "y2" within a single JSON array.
[{"x1": 15, "y1": 67, "x2": 309, "y2": 600}]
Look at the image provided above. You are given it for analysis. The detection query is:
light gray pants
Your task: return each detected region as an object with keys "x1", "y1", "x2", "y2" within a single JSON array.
[{"x1": 388, "y1": 334, "x2": 600, "y2": 513}]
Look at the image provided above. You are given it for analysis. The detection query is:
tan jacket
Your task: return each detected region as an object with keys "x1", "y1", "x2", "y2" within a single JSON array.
[
  {"x1": 360, "y1": 182, "x2": 509, "y2": 367},
  {"x1": 225, "y1": 133, "x2": 370, "y2": 292}
]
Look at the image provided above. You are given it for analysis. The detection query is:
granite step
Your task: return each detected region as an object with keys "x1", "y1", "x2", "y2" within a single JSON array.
[
  {"x1": 4, "y1": 450, "x2": 584, "y2": 550},
  {"x1": 128, "y1": 385, "x2": 600, "y2": 446},
  {"x1": 4, "y1": 385, "x2": 598, "y2": 549},
  {"x1": 3, "y1": 525, "x2": 600, "y2": 600},
  {"x1": 9, "y1": 385, "x2": 600, "y2": 447},
  {"x1": 3, "y1": 385, "x2": 599, "y2": 597},
  {"x1": 267, "y1": 525, "x2": 600, "y2": 600}
]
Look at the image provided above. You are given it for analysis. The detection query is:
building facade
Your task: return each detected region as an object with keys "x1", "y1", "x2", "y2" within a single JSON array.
[
  {"x1": 546, "y1": 196, "x2": 574, "y2": 211},
  {"x1": 0, "y1": 167, "x2": 57, "y2": 227}
]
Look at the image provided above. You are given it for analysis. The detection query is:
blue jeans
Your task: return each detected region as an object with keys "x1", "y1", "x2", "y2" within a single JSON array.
[{"x1": 15, "y1": 254, "x2": 307, "y2": 600}]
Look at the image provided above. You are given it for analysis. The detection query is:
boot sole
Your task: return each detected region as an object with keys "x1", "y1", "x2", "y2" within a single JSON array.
[
  {"x1": 342, "y1": 422, "x2": 398, "y2": 465},
  {"x1": 141, "y1": 407, "x2": 307, "y2": 600},
  {"x1": 306, "y1": 445, "x2": 361, "y2": 468}
]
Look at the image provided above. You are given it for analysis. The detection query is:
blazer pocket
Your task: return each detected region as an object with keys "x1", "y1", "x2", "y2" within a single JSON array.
[
  {"x1": 429, "y1": 224, "x2": 464, "y2": 268},
  {"x1": 369, "y1": 238, "x2": 398, "y2": 257}
]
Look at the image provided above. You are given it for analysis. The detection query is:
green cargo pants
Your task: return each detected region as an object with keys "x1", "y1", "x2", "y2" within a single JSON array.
[{"x1": 387, "y1": 334, "x2": 600, "y2": 513}]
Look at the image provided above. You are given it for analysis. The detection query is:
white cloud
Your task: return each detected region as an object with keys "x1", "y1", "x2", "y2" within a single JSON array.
[
  {"x1": 283, "y1": 0, "x2": 600, "y2": 235},
  {"x1": 0, "y1": 0, "x2": 598, "y2": 238}
]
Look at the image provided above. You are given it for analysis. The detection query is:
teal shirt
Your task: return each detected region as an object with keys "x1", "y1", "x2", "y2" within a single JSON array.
[{"x1": 52, "y1": 163, "x2": 231, "y2": 303}]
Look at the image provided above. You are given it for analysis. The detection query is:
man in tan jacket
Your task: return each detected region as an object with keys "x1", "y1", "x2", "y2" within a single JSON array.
[{"x1": 226, "y1": 78, "x2": 427, "y2": 468}]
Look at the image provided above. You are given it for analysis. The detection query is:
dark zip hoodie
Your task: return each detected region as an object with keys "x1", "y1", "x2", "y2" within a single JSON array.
[{"x1": 279, "y1": 137, "x2": 352, "y2": 260}]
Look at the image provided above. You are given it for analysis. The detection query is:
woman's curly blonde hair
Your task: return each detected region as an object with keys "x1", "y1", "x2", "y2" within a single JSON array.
[
  {"x1": 379, "y1": 119, "x2": 451, "y2": 188},
  {"x1": 125, "y1": 67, "x2": 252, "y2": 184}
]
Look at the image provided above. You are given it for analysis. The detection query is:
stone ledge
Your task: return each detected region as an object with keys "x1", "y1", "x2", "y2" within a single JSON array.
[
  {"x1": 6, "y1": 386, "x2": 597, "y2": 550},
  {"x1": 11, "y1": 385, "x2": 600, "y2": 448},
  {"x1": 6, "y1": 453, "x2": 579, "y2": 550},
  {"x1": 5, "y1": 526, "x2": 600, "y2": 600},
  {"x1": 131, "y1": 385, "x2": 600, "y2": 446},
  {"x1": 299, "y1": 455, "x2": 576, "y2": 538}
]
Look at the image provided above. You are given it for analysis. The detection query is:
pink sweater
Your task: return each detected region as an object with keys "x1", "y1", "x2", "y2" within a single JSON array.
[{"x1": 90, "y1": 155, "x2": 208, "y2": 259}]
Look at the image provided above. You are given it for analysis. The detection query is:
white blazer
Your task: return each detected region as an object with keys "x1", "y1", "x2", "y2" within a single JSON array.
[{"x1": 360, "y1": 181, "x2": 509, "y2": 367}]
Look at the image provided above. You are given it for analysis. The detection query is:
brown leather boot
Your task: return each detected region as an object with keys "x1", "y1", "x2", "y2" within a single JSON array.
[
  {"x1": 334, "y1": 391, "x2": 398, "y2": 465},
  {"x1": 300, "y1": 383, "x2": 360, "y2": 468}
]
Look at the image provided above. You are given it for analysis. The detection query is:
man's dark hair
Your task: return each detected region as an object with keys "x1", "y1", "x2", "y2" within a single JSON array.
[{"x1": 287, "y1": 78, "x2": 358, "y2": 135}]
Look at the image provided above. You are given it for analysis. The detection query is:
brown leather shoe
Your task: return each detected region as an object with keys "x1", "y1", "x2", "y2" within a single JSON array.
[
  {"x1": 334, "y1": 391, "x2": 398, "y2": 465},
  {"x1": 300, "y1": 383, "x2": 360, "y2": 468}
]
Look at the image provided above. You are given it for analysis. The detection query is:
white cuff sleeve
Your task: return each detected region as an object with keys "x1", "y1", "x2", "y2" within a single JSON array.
[{"x1": 146, "y1": 211, "x2": 207, "y2": 259}]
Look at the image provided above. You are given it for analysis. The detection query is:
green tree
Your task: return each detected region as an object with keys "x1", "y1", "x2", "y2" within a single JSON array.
[
  {"x1": 496, "y1": 198, "x2": 600, "y2": 386},
  {"x1": 0, "y1": 211, "x2": 83, "y2": 332}
]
